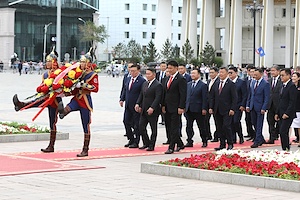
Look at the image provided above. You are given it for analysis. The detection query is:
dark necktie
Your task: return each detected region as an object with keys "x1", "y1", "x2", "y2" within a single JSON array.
[
  {"x1": 280, "y1": 84, "x2": 286, "y2": 95},
  {"x1": 254, "y1": 80, "x2": 259, "y2": 91},
  {"x1": 272, "y1": 78, "x2": 276, "y2": 90},
  {"x1": 219, "y1": 81, "x2": 223, "y2": 94}
]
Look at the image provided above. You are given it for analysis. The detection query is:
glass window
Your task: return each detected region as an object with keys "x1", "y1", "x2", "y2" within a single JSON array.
[
  {"x1": 125, "y1": 32, "x2": 129, "y2": 38},
  {"x1": 178, "y1": 20, "x2": 182, "y2": 27},
  {"x1": 152, "y1": 18, "x2": 156, "y2": 25},
  {"x1": 171, "y1": 20, "x2": 173, "y2": 26},
  {"x1": 282, "y1": 8, "x2": 286, "y2": 17},
  {"x1": 293, "y1": 8, "x2": 296, "y2": 18},
  {"x1": 171, "y1": 33, "x2": 173, "y2": 40},
  {"x1": 125, "y1": 3, "x2": 130, "y2": 10},
  {"x1": 152, "y1": 4, "x2": 156, "y2": 11},
  {"x1": 143, "y1": 18, "x2": 147, "y2": 25},
  {"x1": 143, "y1": 4, "x2": 147, "y2": 10},
  {"x1": 151, "y1": 32, "x2": 155, "y2": 39},
  {"x1": 178, "y1": 34, "x2": 181, "y2": 40},
  {"x1": 178, "y1": 7, "x2": 182, "y2": 13},
  {"x1": 125, "y1": 18, "x2": 130, "y2": 24},
  {"x1": 143, "y1": 32, "x2": 147, "y2": 39},
  {"x1": 197, "y1": 8, "x2": 200, "y2": 15},
  {"x1": 197, "y1": 22, "x2": 200, "y2": 28}
]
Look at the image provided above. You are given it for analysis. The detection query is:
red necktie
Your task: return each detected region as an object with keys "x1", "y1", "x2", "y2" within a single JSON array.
[
  {"x1": 167, "y1": 75, "x2": 173, "y2": 89},
  {"x1": 129, "y1": 78, "x2": 134, "y2": 90},
  {"x1": 219, "y1": 81, "x2": 223, "y2": 94}
]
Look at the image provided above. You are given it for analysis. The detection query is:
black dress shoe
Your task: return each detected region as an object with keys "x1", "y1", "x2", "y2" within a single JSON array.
[
  {"x1": 214, "y1": 146, "x2": 225, "y2": 151},
  {"x1": 244, "y1": 135, "x2": 251, "y2": 138},
  {"x1": 184, "y1": 143, "x2": 193, "y2": 147},
  {"x1": 175, "y1": 146, "x2": 185, "y2": 152},
  {"x1": 139, "y1": 145, "x2": 148, "y2": 150},
  {"x1": 146, "y1": 147, "x2": 154, "y2": 151},
  {"x1": 211, "y1": 139, "x2": 219, "y2": 142},
  {"x1": 207, "y1": 136, "x2": 212, "y2": 140},
  {"x1": 246, "y1": 137, "x2": 254, "y2": 141},
  {"x1": 124, "y1": 142, "x2": 132, "y2": 147},
  {"x1": 258, "y1": 140, "x2": 265, "y2": 146},
  {"x1": 251, "y1": 143, "x2": 259, "y2": 148},
  {"x1": 233, "y1": 141, "x2": 237, "y2": 144},
  {"x1": 129, "y1": 143, "x2": 139, "y2": 148},
  {"x1": 227, "y1": 144, "x2": 233, "y2": 150},
  {"x1": 123, "y1": 134, "x2": 127, "y2": 137},
  {"x1": 202, "y1": 142, "x2": 208, "y2": 148},
  {"x1": 165, "y1": 149, "x2": 174, "y2": 154},
  {"x1": 292, "y1": 139, "x2": 299, "y2": 143},
  {"x1": 265, "y1": 140, "x2": 274, "y2": 144},
  {"x1": 162, "y1": 141, "x2": 170, "y2": 145}
]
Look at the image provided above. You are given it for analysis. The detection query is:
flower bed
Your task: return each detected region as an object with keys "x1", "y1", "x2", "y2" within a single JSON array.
[
  {"x1": 159, "y1": 149, "x2": 300, "y2": 181},
  {"x1": 0, "y1": 122, "x2": 49, "y2": 135}
]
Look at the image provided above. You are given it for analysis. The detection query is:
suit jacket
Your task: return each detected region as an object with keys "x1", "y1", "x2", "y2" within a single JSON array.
[
  {"x1": 209, "y1": 78, "x2": 237, "y2": 115},
  {"x1": 186, "y1": 80, "x2": 208, "y2": 112},
  {"x1": 276, "y1": 80, "x2": 297, "y2": 119},
  {"x1": 246, "y1": 78, "x2": 270, "y2": 112},
  {"x1": 156, "y1": 71, "x2": 166, "y2": 83},
  {"x1": 182, "y1": 73, "x2": 192, "y2": 83},
  {"x1": 136, "y1": 79, "x2": 163, "y2": 116},
  {"x1": 120, "y1": 75, "x2": 146, "y2": 109},
  {"x1": 234, "y1": 78, "x2": 247, "y2": 108},
  {"x1": 268, "y1": 76, "x2": 282, "y2": 109},
  {"x1": 162, "y1": 72, "x2": 187, "y2": 113}
]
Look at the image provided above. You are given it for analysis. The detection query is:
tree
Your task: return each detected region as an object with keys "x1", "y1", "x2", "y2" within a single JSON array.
[
  {"x1": 143, "y1": 40, "x2": 158, "y2": 64},
  {"x1": 160, "y1": 38, "x2": 174, "y2": 61},
  {"x1": 199, "y1": 41, "x2": 216, "y2": 66},
  {"x1": 181, "y1": 39, "x2": 194, "y2": 64},
  {"x1": 127, "y1": 39, "x2": 142, "y2": 59},
  {"x1": 113, "y1": 42, "x2": 126, "y2": 58},
  {"x1": 79, "y1": 21, "x2": 109, "y2": 59}
]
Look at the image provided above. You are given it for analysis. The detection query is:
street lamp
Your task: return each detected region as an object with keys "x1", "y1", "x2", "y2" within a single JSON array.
[
  {"x1": 43, "y1": 22, "x2": 52, "y2": 63},
  {"x1": 246, "y1": 0, "x2": 264, "y2": 66},
  {"x1": 78, "y1": 17, "x2": 86, "y2": 24}
]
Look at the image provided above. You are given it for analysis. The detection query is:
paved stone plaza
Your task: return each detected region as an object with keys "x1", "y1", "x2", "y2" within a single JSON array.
[{"x1": 0, "y1": 70, "x2": 299, "y2": 199}]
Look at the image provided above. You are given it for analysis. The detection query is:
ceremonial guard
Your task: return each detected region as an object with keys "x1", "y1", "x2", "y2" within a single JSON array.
[
  {"x1": 12, "y1": 49, "x2": 62, "y2": 153},
  {"x1": 58, "y1": 51, "x2": 99, "y2": 157}
]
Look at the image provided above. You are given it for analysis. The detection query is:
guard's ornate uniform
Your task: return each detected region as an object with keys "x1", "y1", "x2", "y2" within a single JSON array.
[{"x1": 58, "y1": 50, "x2": 99, "y2": 157}]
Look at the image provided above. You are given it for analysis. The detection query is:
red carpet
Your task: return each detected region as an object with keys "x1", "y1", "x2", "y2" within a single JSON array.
[
  {"x1": 0, "y1": 154, "x2": 104, "y2": 176},
  {"x1": 13, "y1": 140, "x2": 282, "y2": 161}
]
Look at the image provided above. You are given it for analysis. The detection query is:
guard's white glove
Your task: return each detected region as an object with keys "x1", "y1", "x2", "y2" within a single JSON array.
[{"x1": 75, "y1": 82, "x2": 81, "y2": 88}]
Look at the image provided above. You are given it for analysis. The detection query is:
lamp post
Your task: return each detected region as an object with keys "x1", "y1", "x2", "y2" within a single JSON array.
[
  {"x1": 43, "y1": 22, "x2": 52, "y2": 63},
  {"x1": 78, "y1": 17, "x2": 86, "y2": 24},
  {"x1": 246, "y1": 0, "x2": 264, "y2": 67}
]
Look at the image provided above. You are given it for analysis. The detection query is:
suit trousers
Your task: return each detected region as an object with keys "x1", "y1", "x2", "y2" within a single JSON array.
[
  {"x1": 245, "y1": 111, "x2": 255, "y2": 138},
  {"x1": 124, "y1": 108, "x2": 140, "y2": 144},
  {"x1": 185, "y1": 111, "x2": 207, "y2": 144},
  {"x1": 165, "y1": 112, "x2": 184, "y2": 150},
  {"x1": 139, "y1": 113, "x2": 159, "y2": 148},
  {"x1": 214, "y1": 111, "x2": 233, "y2": 147},
  {"x1": 250, "y1": 110, "x2": 265, "y2": 144},
  {"x1": 278, "y1": 117, "x2": 293, "y2": 150},
  {"x1": 231, "y1": 109, "x2": 243, "y2": 142},
  {"x1": 205, "y1": 113, "x2": 218, "y2": 140},
  {"x1": 267, "y1": 104, "x2": 279, "y2": 141}
]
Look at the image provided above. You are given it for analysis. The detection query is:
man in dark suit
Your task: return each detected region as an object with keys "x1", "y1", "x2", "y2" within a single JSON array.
[
  {"x1": 244, "y1": 65, "x2": 256, "y2": 140},
  {"x1": 209, "y1": 67, "x2": 237, "y2": 150},
  {"x1": 246, "y1": 68, "x2": 270, "y2": 148},
  {"x1": 184, "y1": 68, "x2": 208, "y2": 148},
  {"x1": 135, "y1": 68, "x2": 163, "y2": 151},
  {"x1": 275, "y1": 68, "x2": 297, "y2": 151},
  {"x1": 120, "y1": 64, "x2": 146, "y2": 148},
  {"x1": 228, "y1": 66, "x2": 247, "y2": 144},
  {"x1": 162, "y1": 60, "x2": 187, "y2": 154},
  {"x1": 178, "y1": 64, "x2": 192, "y2": 82},
  {"x1": 205, "y1": 67, "x2": 219, "y2": 142},
  {"x1": 266, "y1": 65, "x2": 282, "y2": 144},
  {"x1": 156, "y1": 62, "x2": 167, "y2": 125}
]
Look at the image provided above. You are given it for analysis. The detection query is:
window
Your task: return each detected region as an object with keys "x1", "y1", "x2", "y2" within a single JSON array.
[
  {"x1": 197, "y1": 8, "x2": 200, "y2": 15},
  {"x1": 171, "y1": 33, "x2": 173, "y2": 40},
  {"x1": 142, "y1": 45, "x2": 147, "y2": 53},
  {"x1": 152, "y1": 4, "x2": 156, "y2": 11},
  {"x1": 178, "y1": 20, "x2": 182, "y2": 27},
  {"x1": 142, "y1": 18, "x2": 147, "y2": 25},
  {"x1": 171, "y1": 6, "x2": 173, "y2": 13},
  {"x1": 143, "y1": 32, "x2": 147, "y2": 39},
  {"x1": 143, "y1": 4, "x2": 147, "y2": 10},
  {"x1": 151, "y1": 18, "x2": 156, "y2": 25},
  {"x1": 125, "y1": 18, "x2": 130, "y2": 24},
  {"x1": 197, "y1": 22, "x2": 200, "y2": 28},
  {"x1": 282, "y1": 8, "x2": 286, "y2": 17},
  {"x1": 178, "y1": 34, "x2": 181, "y2": 40},
  {"x1": 125, "y1": 32, "x2": 129, "y2": 38},
  {"x1": 171, "y1": 20, "x2": 173, "y2": 26},
  {"x1": 125, "y1": 3, "x2": 130, "y2": 10},
  {"x1": 293, "y1": 8, "x2": 296, "y2": 18},
  {"x1": 151, "y1": 32, "x2": 155, "y2": 39},
  {"x1": 178, "y1": 7, "x2": 182, "y2": 13}
]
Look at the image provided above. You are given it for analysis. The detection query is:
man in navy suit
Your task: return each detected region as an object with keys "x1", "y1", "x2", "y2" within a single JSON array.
[
  {"x1": 120, "y1": 64, "x2": 146, "y2": 148},
  {"x1": 209, "y1": 67, "x2": 237, "y2": 150},
  {"x1": 184, "y1": 69, "x2": 208, "y2": 148},
  {"x1": 275, "y1": 68, "x2": 297, "y2": 151},
  {"x1": 228, "y1": 66, "x2": 247, "y2": 144},
  {"x1": 178, "y1": 64, "x2": 192, "y2": 82},
  {"x1": 246, "y1": 68, "x2": 270, "y2": 148},
  {"x1": 135, "y1": 68, "x2": 163, "y2": 151},
  {"x1": 162, "y1": 60, "x2": 187, "y2": 154}
]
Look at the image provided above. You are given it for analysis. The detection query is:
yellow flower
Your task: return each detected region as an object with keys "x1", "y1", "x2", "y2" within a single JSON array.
[
  {"x1": 68, "y1": 70, "x2": 76, "y2": 79},
  {"x1": 54, "y1": 69, "x2": 62, "y2": 75},
  {"x1": 65, "y1": 63, "x2": 72, "y2": 67},
  {"x1": 58, "y1": 78, "x2": 64, "y2": 85},
  {"x1": 43, "y1": 78, "x2": 53, "y2": 87},
  {"x1": 75, "y1": 67, "x2": 82, "y2": 73},
  {"x1": 64, "y1": 87, "x2": 71, "y2": 93}
]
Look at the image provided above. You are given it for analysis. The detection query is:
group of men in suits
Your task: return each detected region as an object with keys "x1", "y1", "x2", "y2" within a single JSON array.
[{"x1": 120, "y1": 60, "x2": 297, "y2": 153}]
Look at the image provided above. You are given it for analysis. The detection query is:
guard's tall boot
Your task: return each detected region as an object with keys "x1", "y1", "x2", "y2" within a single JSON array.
[
  {"x1": 41, "y1": 130, "x2": 56, "y2": 153},
  {"x1": 13, "y1": 94, "x2": 29, "y2": 112},
  {"x1": 77, "y1": 134, "x2": 90, "y2": 157},
  {"x1": 58, "y1": 101, "x2": 70, "y2": 119}
]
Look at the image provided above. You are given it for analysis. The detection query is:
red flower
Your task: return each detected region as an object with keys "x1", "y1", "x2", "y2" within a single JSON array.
[
  {"x1": 64, "y1": 79, "x2": 73, "y2": 88},
  {"x1": 60, "y1": 66, "x2": 67, "y2": 71},
  {"x1": 49, "y1": 73, "x2": 57, "y2": 79},
  {"x1": 40, "y1": 85, "x2": 49, "y2": 93},
  {"x1": 52, "y1": 84, "x2": 61, "y2": 90},
  {"x1": 36, "y1": 85, "x2": 42, "y2": 93},
  {"x1": 75, "y1": 72, "x2": 82, "y2": 79}
]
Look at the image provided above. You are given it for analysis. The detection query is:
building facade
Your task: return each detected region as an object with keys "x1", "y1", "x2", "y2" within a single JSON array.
[{"x1": 0, "y1": 0, "x2": 98, "y2": 68}]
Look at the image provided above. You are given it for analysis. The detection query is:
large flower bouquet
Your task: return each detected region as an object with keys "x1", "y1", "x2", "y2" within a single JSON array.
[
  {"x1": 160, "y1": 149, "x2": 300, "y2": 180},
  {"x1": 23, "y1": 63, "x2": 83, "y2": 121},
  {"x1": 0, "y1": 122, "x2": 49, "y2": 135}
]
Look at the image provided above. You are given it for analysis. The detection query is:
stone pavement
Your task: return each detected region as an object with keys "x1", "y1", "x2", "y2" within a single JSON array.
[{"x1": 0, "y1": 70, "x2": 299, "y2": 199}]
